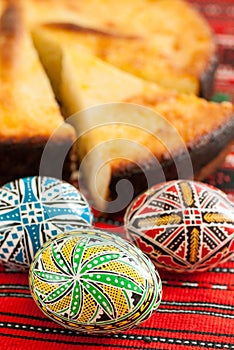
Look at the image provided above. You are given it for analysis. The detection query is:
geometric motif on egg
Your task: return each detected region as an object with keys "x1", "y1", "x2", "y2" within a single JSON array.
[
  {"x1": 0, "y1": 176, "x2": 93, "y2": 269},
  {"x1": 29, "y1": 229, "x2": 162, "y2": 334},
  {"x1": 125, "y1": 180, "x2": 234, "y2": 272}
]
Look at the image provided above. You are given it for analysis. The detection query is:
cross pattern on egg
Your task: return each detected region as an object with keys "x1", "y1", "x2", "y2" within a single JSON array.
[
  {"x1": 20, "y1": 203, "x2": 44, "y2": 224},
  {"x1": 126, "y1": 181, "x2": 234, "y2": 272},
  {"x1": 184, "y1": 209, "x2": 202, "y2": 225},
  {"x1": 0, "y1": 177, "x2": 92, "y2": 267}
]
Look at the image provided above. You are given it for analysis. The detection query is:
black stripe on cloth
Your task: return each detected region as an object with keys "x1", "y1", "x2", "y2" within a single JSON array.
[
  {"x1": 160, "y1": 301, "x2": 234, "y2": 311},
  {"x1": 0, "y1": 323, "x2": 234, "y2": 349},
  {"x1": 1, "y1": 292, "x2": 233, "y2": 317},
  {"x1": 1, "y1": 310, "x2": 234, "y2": 339},
  {"x1": 1, "y1": 291, "x2": 233, "y2": 311},
  {"x1": 210, "y1": 267, "x2": 234, "y2": 273},
  {"x1": 0, "y1": 311, "x2": 50, "y2": 322},
  {"x1": 138, "y1": 325, "x2": 234, "y2": 339},
  {"x1": 0, "y1": 270, "x2": 28, "y2": 274},
  {"x1": 157, "y1": 308, "x2": 234, "y2": 319},
  {"x1": 0, "y1": 292, "x2": 31, "y2": 298},
  {"x1": 162, "y1": 280, "x2": 233, "y2": 290},
  {"x1": 0, "y1": 333, "x2": 159, "y2": 349},
  {"x1": 0, "y1": 284, "x2": 29, "y2": 290}
]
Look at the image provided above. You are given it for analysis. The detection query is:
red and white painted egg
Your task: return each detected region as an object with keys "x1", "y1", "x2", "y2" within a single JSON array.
[{"x1": 124, "y1": 180, "x2": 234, "y2": 272}]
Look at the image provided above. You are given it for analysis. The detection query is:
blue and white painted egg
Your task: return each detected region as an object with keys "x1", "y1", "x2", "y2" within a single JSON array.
[{"x1": 0, "y1": 176, "x2": 93, "y2": 269}]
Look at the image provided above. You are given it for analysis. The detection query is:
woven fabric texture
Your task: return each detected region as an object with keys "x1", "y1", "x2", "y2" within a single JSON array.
[{"x1": 0, "y1": 1, "x2": 234, "y2": 349}]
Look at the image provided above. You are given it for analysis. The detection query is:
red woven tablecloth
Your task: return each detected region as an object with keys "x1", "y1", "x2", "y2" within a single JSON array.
[{"x1": 0, "y1": 1, "x2": 234, "y2": 349}]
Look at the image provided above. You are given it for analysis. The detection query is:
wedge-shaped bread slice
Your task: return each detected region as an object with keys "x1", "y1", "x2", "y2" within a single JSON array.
[
  {"x1": 0, "y1": 4, "x2": 75, "y2": 184},
  {"x1": 28, "y1": 0, "x2": 217, "y2": 98},
  {"x1": 33, "y1": 27, "x2": 234, "y2": 212}
]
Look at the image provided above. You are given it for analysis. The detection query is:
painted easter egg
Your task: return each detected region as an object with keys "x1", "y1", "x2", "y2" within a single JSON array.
[
  {"x1": 0, "y1": 176, "x2": 93, "y2": 269},
  {"x1": 124, "y1": 180, "x2": 234, "y2": 272},
  {"x1": 29, "y1": 229, "x2": 162, "y2": 334}
]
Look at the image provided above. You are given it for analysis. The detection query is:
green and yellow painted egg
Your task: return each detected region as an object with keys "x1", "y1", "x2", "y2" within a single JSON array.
[{"x1": 29, "y1": 229, "x2": 162, "y2": 334}]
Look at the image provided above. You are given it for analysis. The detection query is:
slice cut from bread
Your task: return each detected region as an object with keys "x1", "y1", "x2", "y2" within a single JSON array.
[
  {"x1": 25, "y1": 0, "x2": 217, "y2": 97},
  {"x1": 33, "y1": 26, "x2": 234, "y2": 212},
  {"x1": 0, "y1": 3, "x2": 75, "y2": 184}
]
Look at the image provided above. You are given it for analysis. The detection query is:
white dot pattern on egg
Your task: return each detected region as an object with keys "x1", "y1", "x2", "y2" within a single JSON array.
[
  {"x1": 29, "y1": 229, "x2": 162, "y2": 334},
  {"x1": 124, "y1": 180, "x2": 234, "y2": 272}
]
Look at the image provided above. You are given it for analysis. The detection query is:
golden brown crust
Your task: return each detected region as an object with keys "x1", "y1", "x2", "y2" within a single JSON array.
[
  {"x1": 31, "y1": 25, "x2": 233, "y2": 212},
  {"x1": 0, "y1": 0, "x2": 231, "y2": 207},
  {"x1": 0, "y1": 1, "x2": 22, "y2": 33},
  {"x1": 0, "y1": 2, "x2": 23, "y2": 66},
  {"x1": 28, "y1": 0, "x2": 217, "y2": 96},
  {"x1": 0, "y1": 2, "x2": 76, "y2": 183},
  {"x1": 39, "y1": 19, "x2": 217, "y2": 97},
  {"x1": 199, "y1": 51, "x2": 219, "y2": 99},
  {"x1": 0, "y1": 3, "x2": 76, "y2": 139},
  {"x1": 107, "y1": 113, "x2": 234, "y2": 212},
  {"x1": 124, "y1": 95, "x2": 234, "y2": 153},
  {"x1": 43, "y1": 22, "x2": 137, "y2": 39}
]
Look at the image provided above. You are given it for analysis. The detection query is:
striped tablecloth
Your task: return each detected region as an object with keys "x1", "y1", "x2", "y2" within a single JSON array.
[{"x1": 0, "y1": 1, "x2": 234, "y2": 349}]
